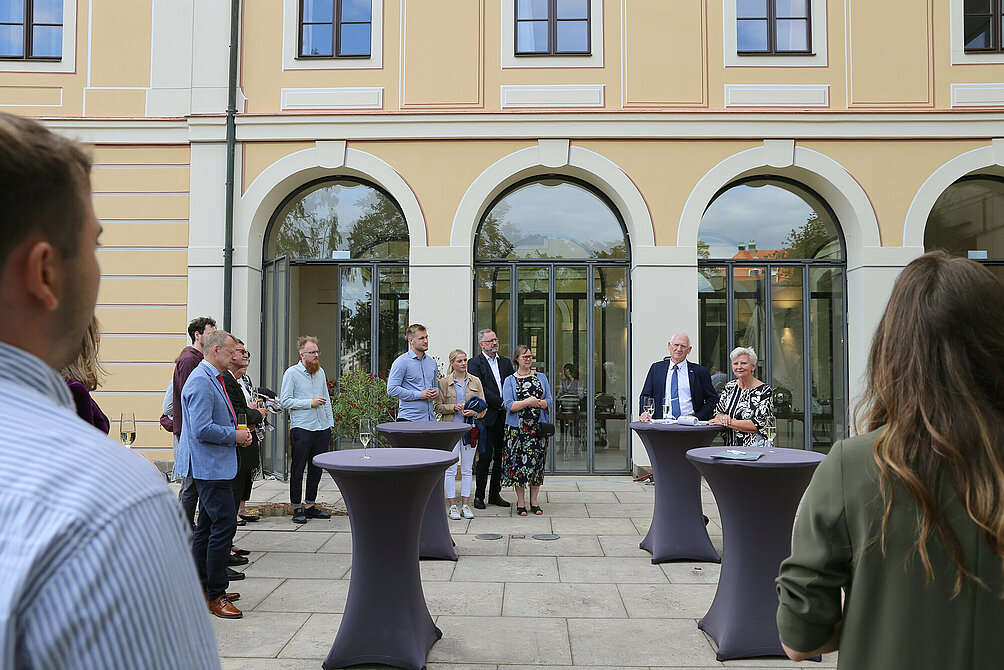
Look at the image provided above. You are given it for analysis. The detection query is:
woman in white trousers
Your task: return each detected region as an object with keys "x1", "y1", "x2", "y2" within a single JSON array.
[{"x1": 435, "y1": 349, "x2": 487, "y2": 519}]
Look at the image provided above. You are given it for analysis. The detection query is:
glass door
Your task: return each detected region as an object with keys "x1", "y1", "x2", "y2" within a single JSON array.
[
  {"x1": 261, "y1": 256, "x2": 290, "y2": 478},
  {"x1": 554, "y1": 267, "x2": 588, "y2": 471}
]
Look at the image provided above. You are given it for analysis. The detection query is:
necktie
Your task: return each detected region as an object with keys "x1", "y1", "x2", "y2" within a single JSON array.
[
  {"x1": 670, "y1": 365, "x2": 682, "y2": 419},
  {"x1": 216, "y1": 374, "x2": 238, "y2": 427}
]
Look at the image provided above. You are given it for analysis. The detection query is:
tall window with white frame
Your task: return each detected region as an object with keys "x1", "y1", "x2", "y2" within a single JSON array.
[
  {"x1": 963, "y1": 0, "x2": 1004, "y2": 51},
  {"x1": 737, "y1": 0, "x2": 811, "y2": 54},
  {"x1": 0, "y1": 0, "x2": 62, "y2": 60},
  {"x1": 515, "y1": 0, "x2": 590, "y2": 55},
  {"x1": 298, "y1": 0, "x2": 371, "y2": 58}
]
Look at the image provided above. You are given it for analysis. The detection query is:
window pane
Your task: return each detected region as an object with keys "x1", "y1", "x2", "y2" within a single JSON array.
[
  {"x1": 31, "y1": 24, "x2": 60, "y2": 57},
  {"x1": 516, "y1": 19, "x2": 548, "y2": 53},
  {"x1": 33, "y1": 0, "x2": 63, "y2": 23},
  {"x1": 770, "y1": 266, "x2": 805, "y2": 451},
  {"x1": 737, "y1": 18, "x2": 768, "y2": 51},
  {"x1": 302, "y1": 0, "x2": 333, "y2": 23},
  {"x1": 301, "y1": 23, "x2": 333, "y2": 55},
  {"x1": 476, "y1": 180, "x2": 627, "y2": 260},
  {"x1": 737, "y1": 0, "x2": 767, "y2": 19},
  {"x1": 964, "y1": 0, "x2": 991, "y2": 13},
  {"x1": 809, "y1": 267, "x2": 846, "y2": 455},
  {"x1": 965, "y1": 17, "x2": 991, "y2": 49},
  {"x1": 776, "y1": 19, "x2": 808, "y2": 51},
  {"x1": 340, "y1": 0, "x2": 370, "y2": 22},
  {"x1": 339, "y1": 266, "x2": 372, "y2": 377},
  {"x1": 557, "y1": 0, "x2": 588, "y2": 19},
  {"x1": 699, "y1": 180, "x2": 843, "y2": 260},
  {"x1": 593, "y1": 266, "x2": 630, "y2": 472},
  {"x1": 339, "y1": 22, "x2": 370, "y2": 56},
  {"x1": 556, "y1": 19, "x2": 588, "y2": 52},
  {"x1": 0, "y1": 0, "x2": 24, "y2": 23},
  {"x1": 698, "y1": 266, "x2": 729, "y2": 395},
  {"x1": 925, "y1": 178, "x2": 1004, "y2": 260},
  {"x1": 0, "y1": 23, "x2": 22, "y2": 57},
  {"x1": 377, "y1": 267, "x2": 409, "y2": 378},
  {"x1": 517, "y1": 0, "x2": 549, "y2": 20},
  {"x1": 270, "y1": 180, "x2": 409, "y2": 260},
  {"x1": 776, "y1": 0, "x2": 807, "y2": 18},
  {"x1": 475, "y1": 266, "x2": 511, "y2": 359}
]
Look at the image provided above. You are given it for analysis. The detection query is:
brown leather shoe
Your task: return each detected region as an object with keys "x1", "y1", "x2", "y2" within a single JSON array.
[
  {"x1": 204, "y1": 591, "x2": 240, "y2": 602},
  {"x1": 207, "y1": 595, "x2": 242, "y2": 619}
]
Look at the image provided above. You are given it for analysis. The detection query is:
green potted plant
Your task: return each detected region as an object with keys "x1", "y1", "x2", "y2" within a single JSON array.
[{"x1": 328, "y1": 369, "x2": 398, "y2": 447}]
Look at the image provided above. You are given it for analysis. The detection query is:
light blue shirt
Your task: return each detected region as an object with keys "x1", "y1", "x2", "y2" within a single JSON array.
[
  {"x1": 387, "y1": 349, "x2": 439, "y2": 421},
  {"x1": 280, "y1": 361, "x2": 335, "y2": 431},
  {"x1": 0, "y1": 341, "x2": 221, "y2": 669}
]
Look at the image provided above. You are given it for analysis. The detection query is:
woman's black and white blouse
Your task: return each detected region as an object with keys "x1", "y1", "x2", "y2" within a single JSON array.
[{"x1": 714, "y1": 380, "x2": 776, "y2": 447}]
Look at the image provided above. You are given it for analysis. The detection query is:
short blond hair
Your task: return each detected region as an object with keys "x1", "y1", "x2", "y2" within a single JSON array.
[
  {"x1": 448, "y1": 348, "x2": 467, "y2": 365},
  {"x1": 297, "y1": 335, "x2": 318, "y2": 353}
]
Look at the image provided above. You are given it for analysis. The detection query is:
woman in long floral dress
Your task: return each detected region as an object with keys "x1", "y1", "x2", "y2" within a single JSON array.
[
  {"x1": 500, "y1": 345, "x2": 553, "y2": 516},
  {"x1": 708, "y1": 346, "x2": 775, "y2": 447}
]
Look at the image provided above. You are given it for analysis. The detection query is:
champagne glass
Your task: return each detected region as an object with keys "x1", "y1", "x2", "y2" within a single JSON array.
[
  {"x1": 642, "y1": 395, "x2": 654, "y2": 419},
  {"x1": 663, "y1": 402, "x2": 673, "y2": 421},
  {"x1": 762, "y1": 423, "x2": 777, "y2": 453},
  {"x1": 359, "y1": 418, "x2": 373, "y2": 459},
  {"x1": 119, "y1": 412, "x2": 136, "y2": 448}
]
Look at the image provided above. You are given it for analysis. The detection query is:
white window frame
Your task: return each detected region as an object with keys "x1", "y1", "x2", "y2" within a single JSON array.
[
  {"x1": 282, "y1": 0, "x2": 383, "y2": 70},
  {"x1": 723, "y1": 0, "x2": 826, "y2": 67},
  {"x1": 501, "y1": 0, "x2": 603, "y2": 69},
  {"x1": 950, "y1": 0, "x2": 1004, "y2": 64},
  {"x1": 0, "y1": 0, "x2": 76, "y2": 73}
]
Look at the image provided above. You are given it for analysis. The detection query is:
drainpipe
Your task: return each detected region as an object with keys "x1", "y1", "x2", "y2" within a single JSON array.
[{"x1": 223, "y1": 0, "x2": 240, "y2": 331}]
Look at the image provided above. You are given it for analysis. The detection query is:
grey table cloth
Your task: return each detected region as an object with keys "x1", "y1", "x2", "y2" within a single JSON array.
[
  {"x1": 313, "y1": 447, "x2": 458, "y2": 670},
  {"x1": 686, "y1": 446, "x2": 824, "y2": 661},
  {"x1": 629, "y1": 421, "x2": 724, "y2": 563},
  {"x1": 376, "y1": 420, "x2": 472, "y2": 561}
]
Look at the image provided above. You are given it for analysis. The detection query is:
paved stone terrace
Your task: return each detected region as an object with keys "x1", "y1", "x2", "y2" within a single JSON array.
[{"x1": 202, "y1": 475, "x2": 837, "y2": 669}]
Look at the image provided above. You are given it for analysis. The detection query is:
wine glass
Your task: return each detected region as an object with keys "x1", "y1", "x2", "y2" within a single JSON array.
[
  {"x1": 359, "y1": 418, "x2": 373, "y2": 459},
  {"x1": 641, "y1": 395, "x2": 654, "y2": 420},
  {"x1": 762, "y1": 424, "x2": 777, "y2": 453},
  {"x1": 663, "y1": 403, "x2": 673, "y2": 421},
  {"x1": 119, "y1": 412, "x2": 136, "y2": 448}
]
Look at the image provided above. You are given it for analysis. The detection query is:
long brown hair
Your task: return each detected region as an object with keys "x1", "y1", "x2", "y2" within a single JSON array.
[
  {"x1": 856, "y1": 251, "x2": 1004, "y2": 594},
  {"x1": 60, "y1": 314, "x2": 106, "y2": 391}
]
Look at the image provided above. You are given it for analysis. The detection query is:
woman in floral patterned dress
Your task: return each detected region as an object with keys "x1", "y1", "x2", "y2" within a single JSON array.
[
  {"x1": 708, "y1": 347, "x2": 775, "y2": 447},
  {"x1": 500, "y1": 345, "x2": 553, "y2": 516}
]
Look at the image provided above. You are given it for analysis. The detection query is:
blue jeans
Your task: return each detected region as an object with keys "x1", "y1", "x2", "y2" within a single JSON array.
[{"x1": 192, "y1": 478, "x2": 237, "y2": 599}]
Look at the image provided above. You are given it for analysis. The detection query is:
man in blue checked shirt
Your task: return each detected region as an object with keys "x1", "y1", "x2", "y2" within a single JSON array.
[
  {"x1": 387, "y1": 323, "x2": 440, "y2": 422},
  {"x1": 0, "y1": 113, "x2": 220, "y2": 668}
]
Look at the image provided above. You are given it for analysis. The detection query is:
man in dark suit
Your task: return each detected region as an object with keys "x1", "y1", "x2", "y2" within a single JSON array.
[
  {"x1": 467, "y1": 329, "x2": 515, "y2": 509},
  {"x1": 639, "y1": 332, "x2": 718, "y2": 421}
]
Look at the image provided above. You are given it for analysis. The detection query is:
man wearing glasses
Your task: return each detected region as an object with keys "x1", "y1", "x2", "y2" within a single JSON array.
[
  {"x1": 468, "y1": 329, "x2": 515, "y2": 509},
  {"x1": 280, "y1": 336, "x2": 334, "y2": 524}
]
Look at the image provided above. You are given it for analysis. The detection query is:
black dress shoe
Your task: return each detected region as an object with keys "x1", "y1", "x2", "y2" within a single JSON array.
[
  {"x1": 227, "y1": 554, "x2": 249, "y2": 566},
  {"x1": 236, "y1": 519, "x2": 246, "y2": 527},
  {"x1": 226, "y1": 567, "x2": 246, "y2": 581},
  {"x1": 238, "y1": 513, "x2": 260, "y2": 522},
  {"x1": 472, "y1": 498, "x2": 487, "y2": 510},
  {"x1": 231, "y1": 547, "x2": 251, "y2": 556},
  {"x1": 304, "y1": 505, "x2": 330, "y2": 519},
  {"x1": 488, "y1": 496, "x2": 511, "y2": 508},
  {"x1": 292, "y1": 507, "x2": 307, "y2": 524}
]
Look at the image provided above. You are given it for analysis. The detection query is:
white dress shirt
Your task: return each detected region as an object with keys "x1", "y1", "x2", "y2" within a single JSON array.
[
  {"x1": 665, "y1": 359, "x2": 695, "y2": 417},
  {"x1": 484, "y1": 352, "x2": 504, "y2": 391}
]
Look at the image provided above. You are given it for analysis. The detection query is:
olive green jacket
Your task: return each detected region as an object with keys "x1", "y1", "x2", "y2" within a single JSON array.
[{"x1": 776, "y1": 428, "x2": 1004, "y2": 669}]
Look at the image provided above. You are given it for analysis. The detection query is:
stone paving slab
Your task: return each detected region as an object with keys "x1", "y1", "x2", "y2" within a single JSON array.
[
  {"x1": 428, "y1": 616, "x2": 572, "y2": 665},
  {"x1": 597, "y1": 534, "x2": 650, "y2": 557},
  {"x1": 466, "y1": 516, "x2": 552, "y2": 535},
  {"x1": 617, "y1": 583, "x2": 717, "y2": 619},
  {"x1": 316, "y1": 531, "x2": 352, "y2": 553},
  {"x1": 551, "y1": 517, "x2": 640, "y2": 535},
  {"x1": 213, "y1": 611, "x2": 310, "y2": 658},
  {"x1": 243, "y1": 552, "x2": 351, "y2": 579},
  {"x1": 424, "y1": 580, "x2": 505, "y2": 616},
  {"x1": 502, "y1": 583, "x2": 628, "y2": 618},
  {"x1": 545, "y1": 490, "x2": 621, "y2": 503},
  {"x1": 506, "y1": 534, "x2": 603, "y2": 557},
  {"x1": 276, "y1": 612, "x2": 341, "y2": 659},
  {"x1": 451, "y1": 555, "x2": 559, "y2": 583},
  {"x1": 568, "y1": 618, "x2": 720, "y2": 667},
  {"x1": 558, "y1": 557, "x2": 669, "y2": 583},
  {"x1": 235, "y1": 530, "x2": 332, "y2": 553},
  {"x1": 255, "y1": 578, "x2": 349, "y2": 613}
]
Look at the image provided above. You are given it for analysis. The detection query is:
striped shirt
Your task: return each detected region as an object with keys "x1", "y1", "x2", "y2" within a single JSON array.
[{"x1": 0, "y1": 341, "x2": 221, "y2": 669}]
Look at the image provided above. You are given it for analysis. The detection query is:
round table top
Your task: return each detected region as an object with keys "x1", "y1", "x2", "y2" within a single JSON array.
[
  {"x1": 686, "y1": 446, "x2": 825, "y2": 469},
  {"x1": 630, "y1": 420, "x2": 724, "y2": 435},
  {"x1": 313, "y1": 447, "x2": 458, "y2": 473},
  {"x1": 376, "y1": 420, "x2": 472, "y2": 436}
]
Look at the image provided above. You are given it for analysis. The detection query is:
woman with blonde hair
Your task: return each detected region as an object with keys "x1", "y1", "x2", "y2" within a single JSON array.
[
  {"x1": 777, "y1": 252, "x2": 1004, "y2": 668},
  {"x1": 435, "y1": 348, "x2": 486, "y2": 520},
  {"x1": 60, "y1": 314, "x2": 109, "y2": 433}
]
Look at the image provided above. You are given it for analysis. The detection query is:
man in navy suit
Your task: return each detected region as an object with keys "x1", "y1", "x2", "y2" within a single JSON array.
[
  {"x1": 639, "y1": 332, "x2": 718, "y2": 421},
  {"x1": 177, "y1": 329, "x2": 253, "y2": 619},
  {"x1": 467, "y1": 329, "x2": 515, "y2": 509}
]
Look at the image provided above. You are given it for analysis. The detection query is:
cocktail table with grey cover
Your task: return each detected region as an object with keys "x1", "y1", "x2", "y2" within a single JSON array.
[
  {"x1": 629, "y1": 421, "x2": 724, "y2": 563},
  {"x1": 312, "y1": 447, "x2": 458, "y2": 670},
  {"x1": 376, "y1": 420, "x2": 472, "y2": 561},
  {"x1": 686, "y1": 446, "x2": 825, "y2": 661}
]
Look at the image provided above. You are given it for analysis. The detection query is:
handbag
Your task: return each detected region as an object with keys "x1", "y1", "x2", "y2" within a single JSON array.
[
  {"x1": 159, "y1": 413, "x2": 174, "y2": 432},
  {"x1": 536, "y1": 421, "x2": 555, "y2": 438}
]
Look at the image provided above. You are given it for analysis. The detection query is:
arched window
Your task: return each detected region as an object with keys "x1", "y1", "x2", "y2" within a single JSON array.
[
  {"x1": 475, "y1": 176, "x2": 631, "y2": 474},
  {"x1": 698, "y1": 177, "x2": 847, "y2": 454},
  {"x1": 261, "y1": 177, "x2": 409, "y2": 475},
  {"x1": 924, "y1": 176, "x2": 1004, "y2": 285}
]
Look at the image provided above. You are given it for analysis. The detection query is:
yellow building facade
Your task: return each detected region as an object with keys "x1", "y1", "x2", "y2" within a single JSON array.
[{"x1": 5, "y1": 0, "x2": 1001, "y2": 472}]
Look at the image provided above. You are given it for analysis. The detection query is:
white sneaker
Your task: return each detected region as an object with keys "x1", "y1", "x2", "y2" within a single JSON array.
[
  {"x1": 461, "y1": 504, "x2": 474, "y2": 519},
  {"x1": 448, "y1": 504, "x2": 461, "y2": 520}
]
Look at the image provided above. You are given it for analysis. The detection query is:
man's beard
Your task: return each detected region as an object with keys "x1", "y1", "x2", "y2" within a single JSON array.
[{"x1": 304, "y1": 358, "x2": 320, "y2": 374}]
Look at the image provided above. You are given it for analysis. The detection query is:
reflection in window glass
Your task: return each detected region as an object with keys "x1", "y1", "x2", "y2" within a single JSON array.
[
  {"x1": 557, "y1": 0, "x2": 588, "y2": 19},
  {"x1": 556, "y1": 20, "x2": 588, "y2": 52},
  {"x1": 31, "y1": 25, "x2": 59, "y2": 57},
  {"x1": 517, "y1": 20, "x2": 548, "y2": 53},
  {"x1": 517, "y1": 0, "x2": 549, "y2": 19},
  {"x1": 302, "y1": 24, "x2": 332, "y2": 56},
  {"x1": 302, "y1": 0, "x2": 333, "y2": 22},
  {"x1": 776, "y1": 0, "x2": 807, "y2": 16},
  {"x1": 341, "y1": 0, "x2": 370, "y2": 22},
  {"x1": 925, "y1": 177, "x2": 1004, "y2": 260},
  {"x1": 477, "y1": 180, "x2": 627, "y2": 260},
  {"x1": 269, "y1": 180, "x2": 409, "y2": 260},
  {"x1": 738, "y1": 0, "x2": 767, "y2": 18},
  {"x1": 699, "y1": 179, "x2": 843, "y2": 261},
  {"x1": 0, "y1": 24, "x2": 21, "y2": 57},
  {"x1": 737, "y1": 19, "x2": 768, "y2": 51},
  {"x1": 339, "y1": 22, "x2": 370, "y2": 56},
  {"x1": 776, "y1": 19, "x2": 807, "y2": 50},
  {"x1": 0, "y1": 1, "x2": 24, "y2": 23}
]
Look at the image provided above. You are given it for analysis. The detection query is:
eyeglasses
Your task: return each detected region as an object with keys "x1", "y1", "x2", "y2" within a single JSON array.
[
  {"x1": 482, "y1": 338, "x2": 499, "y2": 343},
  {"x1": 235, "y1": 349, "x2": 251, "y2": 360},
  {"x1": 302, "y1": 350, "x2": 320, "y2": 356}
]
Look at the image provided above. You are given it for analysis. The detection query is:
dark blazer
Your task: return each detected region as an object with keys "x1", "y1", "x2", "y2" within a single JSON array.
[
  {"x1": 467, "y1": 352, "x2": 515, "y2": 427},
  {"x1": 639, "y1": 359, "x2": 718, "y2": 421},
  {"x1": 222, "y1": 372, "x2": 264, "y2": 431}
]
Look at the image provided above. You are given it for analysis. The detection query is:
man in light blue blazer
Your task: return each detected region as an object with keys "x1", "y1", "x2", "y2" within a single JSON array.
[{"x1": 177, "y1": 329, "x2": 253, "y2": 619}]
